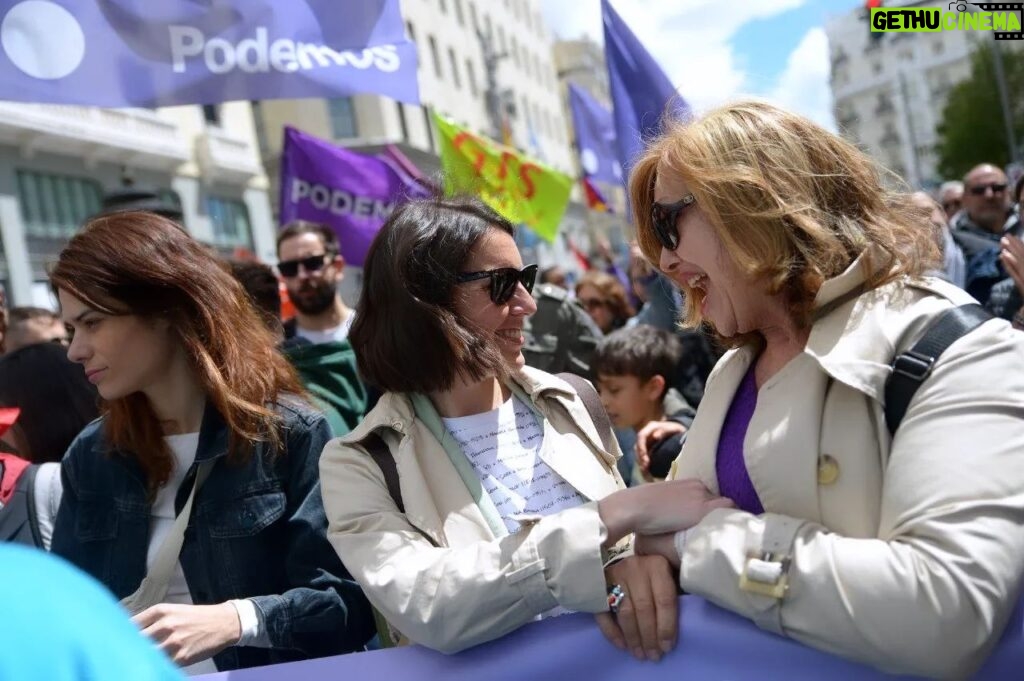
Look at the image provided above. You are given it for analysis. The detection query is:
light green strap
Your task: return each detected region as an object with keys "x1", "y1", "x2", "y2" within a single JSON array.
[{"x1": 409, "y1": 393, "x2": 509, "y2": 539}]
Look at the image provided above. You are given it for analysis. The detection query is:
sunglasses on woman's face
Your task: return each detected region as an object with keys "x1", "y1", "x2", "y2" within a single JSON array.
[
  {"x1": 456, "y1": 264, "x2": 538, "y2": 305},
  {"x1": 277, "y1": 253, "x2": 331, "y2": 278},
  {"x1": 650, "y1": 194, "x2": 696, "y2": 251}
]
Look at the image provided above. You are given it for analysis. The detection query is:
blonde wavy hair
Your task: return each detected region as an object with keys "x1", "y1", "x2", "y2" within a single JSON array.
[{"x1": 630, "y1": 100, "x2": 939, "y2": 343}]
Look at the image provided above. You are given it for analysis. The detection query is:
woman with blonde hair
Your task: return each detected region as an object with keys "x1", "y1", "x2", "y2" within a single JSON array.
[
  {"x1": 49, "y1": 212, "x2": 374, "y2": 673},
  {"x1": 575, "y1": 271, "x2": 635, "y2": 334},
  {"x1": 623, "y1": 100, "x2": 1024, "y2": 678}
]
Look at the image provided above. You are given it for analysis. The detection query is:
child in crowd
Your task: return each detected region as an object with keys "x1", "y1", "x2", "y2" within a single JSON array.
[{"x1": 593, "y1": 325, "x2": 696, "y2": 480}]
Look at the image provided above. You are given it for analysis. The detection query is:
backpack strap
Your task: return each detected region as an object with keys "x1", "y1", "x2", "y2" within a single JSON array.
[
  {"x1": 557, "y1": 372, "x2": 616, "y2": 453},
  {"x1": 21, "y1": 463, "x2": 42, "y2": 548},
  {"x1": 363, "y1": 432, "x2": 404, "y2": 513},
  {"x1": 884, "y1": 303, "x2": 992, "y2": 436}
]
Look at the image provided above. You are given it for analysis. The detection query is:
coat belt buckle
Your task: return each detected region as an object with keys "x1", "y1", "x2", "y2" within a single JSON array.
[{"x1": 738, "y1": 551, "x2": 791, "y2": 599}]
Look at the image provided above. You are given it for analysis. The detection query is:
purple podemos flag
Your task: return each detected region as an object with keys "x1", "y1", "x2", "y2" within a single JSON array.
[
  {"x1": 0, "y1": 0, "x2": 419, "y2": 106},
  {"x1": 602, "y1": 0, "x2": 690, "y2": 177},
  {"x1": 279, "y1": 126, "x2": 429, "y2": 267}
]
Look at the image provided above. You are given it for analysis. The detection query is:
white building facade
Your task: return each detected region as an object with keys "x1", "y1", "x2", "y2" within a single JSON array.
[
  {"x1": 0, "y1": 101, "x2": 273, "y2": 307},
  {"x1": 826, "y1": 0, "x2": 995, "y2": 188},
  {"x1": 256, "y1": 0, "x2": 582, "y2": 296}
]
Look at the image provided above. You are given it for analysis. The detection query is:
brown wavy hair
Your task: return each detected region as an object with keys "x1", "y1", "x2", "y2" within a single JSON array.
[
  {"x1": 629, "y1": 100, "x2": 940, "y2": 345},
  {"x1": 50, "y1": 211, "x2": 305, "y2": 495},
  {"x1": 575, "y1": 271, "x2": 635, "y2": 330}
]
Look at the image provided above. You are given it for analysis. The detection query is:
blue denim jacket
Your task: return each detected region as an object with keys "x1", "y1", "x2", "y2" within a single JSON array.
[{"x1": 51, "y1": 397, "x2": 374, "y2": 671}]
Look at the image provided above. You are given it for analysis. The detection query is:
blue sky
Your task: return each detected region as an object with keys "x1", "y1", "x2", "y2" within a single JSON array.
[{"x1": 542, "y1": 0, "x2": 866, "y2": 130}]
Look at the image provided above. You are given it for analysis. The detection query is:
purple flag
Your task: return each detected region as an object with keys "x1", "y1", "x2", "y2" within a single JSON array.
[
  {"x1": 279, "y1": 126, "x2": 428, "y2": 267},
  {"x1": 0, "y1": 0, "x2": 419, "y2": 107},
  {"x1": 602, "y1": 0, "x2": 691, "y2": 178},
  {"x1": 568, "y1": 83, "x2": 621, "y2": 186}
]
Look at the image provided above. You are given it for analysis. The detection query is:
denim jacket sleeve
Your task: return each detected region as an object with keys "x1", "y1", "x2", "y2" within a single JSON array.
[{"x1": 247, "y1": 411, "x2": 375, "y2": 656}]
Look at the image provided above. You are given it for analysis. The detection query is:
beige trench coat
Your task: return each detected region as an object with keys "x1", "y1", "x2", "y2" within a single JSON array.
[
  {"x1": 670, "y1": 253, "x2": 1024, "y2": 678},
  {"x1": 319, "y1": 367, "x2": 626, "y2": 653}
]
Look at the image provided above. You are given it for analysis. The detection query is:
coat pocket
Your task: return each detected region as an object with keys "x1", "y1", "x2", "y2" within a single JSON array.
[
  {"x1": 207, "y1": 491, "x2": 287, "y2": 539},
  {"x1": 74, "y1": 501, "x2": 119, "y2": 542}
]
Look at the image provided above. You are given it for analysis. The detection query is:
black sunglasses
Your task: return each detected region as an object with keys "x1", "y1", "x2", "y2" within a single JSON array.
[
  {"x1": 456, "y1": 264, "x2": 538, "y2": 304},
  {"x1": 967, "y1": 183, "x2": 1008, "y2": 196},
  {"x1": 650, "y1": 194, "x2": 696, "y2": 251},
  {"x1": 277, "y1": 253, "x2": 332, "y2": 278}
]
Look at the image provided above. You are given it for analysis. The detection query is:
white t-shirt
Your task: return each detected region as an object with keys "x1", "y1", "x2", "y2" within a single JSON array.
[
  {"x1": 152, "y1": 433, "x2": 218, "y2": 676},
  {"x1": 295, "y1": 311, "x2": 355, "y2": 344},
  {"x1": 441, "y1": 395, "x2": 586, "y2": 535},
  {"x1": 32, "y1": 461, "x2": 63, "y2": 551}
]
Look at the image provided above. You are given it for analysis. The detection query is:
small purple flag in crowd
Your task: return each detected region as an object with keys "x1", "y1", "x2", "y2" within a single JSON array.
[
  {"x1": 568, "y1": 83, "x2": 621, "y2": 187},
  {"x1": 0, "y1": 0, "x2": 419, "y2": 107},
  {"x1": 602, "y1": 0, "x2": 691, "y2": 178},
  {"x1": 279, "y1": 126, "x2": 429, "y2": 267}
]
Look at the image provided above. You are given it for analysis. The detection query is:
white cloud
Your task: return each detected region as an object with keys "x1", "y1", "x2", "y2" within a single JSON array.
[
  {"x1": 541, "y1": 0, "x2": 836, "y2": 124},
  {"x1": 767, "y1": 28, "x2": 836, "y2": 131}
]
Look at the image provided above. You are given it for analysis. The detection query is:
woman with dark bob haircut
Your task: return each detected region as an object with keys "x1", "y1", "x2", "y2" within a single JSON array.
[
  {"x1": 49, "y1": 211, "x2": 374, "y2": 674},
  {"x1": 319, "y1": 195, "x2": 730, "y2": 657},
  {"x1": 623, "y1": 100, "x2": 1024, "y2": 678}
]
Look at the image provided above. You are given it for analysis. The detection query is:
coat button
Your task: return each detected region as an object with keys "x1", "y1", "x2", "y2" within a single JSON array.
[{"x1": 818, "y1": 455, "x2": 840, "y2": 485}]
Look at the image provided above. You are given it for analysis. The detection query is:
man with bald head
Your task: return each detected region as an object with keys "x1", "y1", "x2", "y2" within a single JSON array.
[{"x1": 950, "y1": 163, "x2": 1022, "y2": 303}]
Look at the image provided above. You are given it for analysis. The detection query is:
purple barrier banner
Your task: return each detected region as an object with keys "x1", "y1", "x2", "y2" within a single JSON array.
[
  {"x1": 0, "y1": 0, "x2": 419, "y2": 107},
  {"x1": 199, "y1": 596, "x2": 1022, "y2": 680},
  {"x1": 279, "y1": 126, "x2": 429, "y2": 267}
]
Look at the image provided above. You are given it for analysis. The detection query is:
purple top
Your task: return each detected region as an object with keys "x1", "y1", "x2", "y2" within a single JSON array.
[{"x1": 715, "y1": 365, "x2": 764, "y2": 514}]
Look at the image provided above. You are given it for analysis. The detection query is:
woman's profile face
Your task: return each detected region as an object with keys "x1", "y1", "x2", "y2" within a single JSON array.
[
  {"x1": 452, "y1": 229, "x2": 538, "y2": 370},
  {"x1": 59, "y1": 289, "x2": 180, "y2": 402},
  {"x1": 653, "y1": 165, "x2": 758, "y2": 338},
  {"x1": 576, "y1": 282, "x2": 615, "y2": 333}
]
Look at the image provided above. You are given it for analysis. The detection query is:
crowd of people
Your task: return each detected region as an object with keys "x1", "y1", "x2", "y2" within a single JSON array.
[{"x1": 1, "y1": 100, "x2": 1023, "y2": 680}]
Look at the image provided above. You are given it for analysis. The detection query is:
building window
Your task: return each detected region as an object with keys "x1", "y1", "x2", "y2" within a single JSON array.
[
  {"x1": 428, "y1": 35, "x2": 443, "y2": 78},
  {"x1": 932, "y1": 38, "x2": 944, "y2": 54},
  {"x1": 447, "y1": 48, "x2": 461, "y2": 88},
  {"x1": 206, "y1": 195, "x2": 253, "y2": 252},
  {"x1": 328, "y1": 97, "x2": 358, "y2": 138},
  {"x1": 483, "y1": 14, "x2": 492, "y2": 39},
  {"x1": 510, "y1": 36, "x2": 520, "y2": 68},
  {"x1": 202, "y1": 104, "x2": 221, "y2": 126},
  {"x1": 466, "y1": 59, "x2": 478, "y2": 97},
  {"x1": 422, "y1": 106, "x2": 436, "y2": 152},
  {"x1": 498, "y1": 26, "x2": 506, "y2": 54},
  {"x1": 875, "y1": 92, "x2": 894, "y2": 116},
  {"x1": 439, "y1": 0, "x2": 447, "y2": 14},
  {"x1": 455, "y1": 0, "x2": 465, "y2": 26},
  {"x1": 469, "y1": 2, "x2": 478, "y2": 30},
  {"x1": 396, "y1": 101, "x2": 410, "y2": 143},
  {"x1": 16, "y1": 170, "x2": 102, "y2": 240}
]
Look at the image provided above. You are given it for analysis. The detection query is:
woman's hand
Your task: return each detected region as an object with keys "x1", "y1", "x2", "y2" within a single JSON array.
[
  {"x1": 636, "y1": 533, "x2": 682, "y2": 570},
  {"x1": 134, "y1": 602, "x2": 241, "y2": 667},
  {"x1": 599, "y1": 479, "x2": 735, "y2": 545},
  {"x1": 595, "y1": 554, "x2": 678, "y2": 662},
  {"x1": 1000, "y1": 236, "x2": 1024, "y2": 297},
  {"x1": 635, "y1": 420, "x2": 688, "y2": 474}
]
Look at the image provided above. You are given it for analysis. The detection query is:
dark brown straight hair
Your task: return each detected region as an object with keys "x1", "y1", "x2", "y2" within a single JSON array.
[
  {"x1": 350, "y1": 195, "x2": 515, "y2": 394},
  {"x1": 50, "y1": 211, "x2": 306, "y2": 495}
]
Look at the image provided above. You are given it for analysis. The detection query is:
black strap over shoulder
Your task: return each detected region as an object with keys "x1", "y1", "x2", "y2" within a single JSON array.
[
  {"x1": 557, "y1": 372, "x2": 616, "y2": 453},
  {"x1": 363, "y1": 432, "x2": 404, "y2": 513},
  {"x1": 884, "y1": 303, "x2": 992, "y2": 436}
]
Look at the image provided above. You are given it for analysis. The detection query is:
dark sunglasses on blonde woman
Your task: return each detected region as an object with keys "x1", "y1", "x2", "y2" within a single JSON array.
[{"x1": 456, "y1": 264, "x2": 538, "y2": 304}]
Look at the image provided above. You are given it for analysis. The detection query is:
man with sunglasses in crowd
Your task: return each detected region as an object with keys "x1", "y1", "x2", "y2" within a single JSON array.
[
  {"x1": 275, "y1": 221, "x2": 368, "y2": 433},
  {"x1": 950, "y1": 163, "x2": 1022, "y2": 305},
  {"x1": 277, "y1": 221, "x2": 355, "y2": 344}
]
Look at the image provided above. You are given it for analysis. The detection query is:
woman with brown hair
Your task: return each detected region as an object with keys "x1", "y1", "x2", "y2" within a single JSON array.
[
  {"x1": 49, "y1": 212, "x2": 374, "y2": 674},
  {"x1": 575, "y1": 271, "x2": 635, "y2": 333}
]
